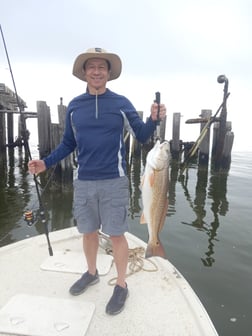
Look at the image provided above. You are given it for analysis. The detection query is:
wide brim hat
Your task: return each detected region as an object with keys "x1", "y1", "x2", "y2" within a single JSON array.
[{"x1": 72, "y1": 47, "x2": 122, "y2": 81}]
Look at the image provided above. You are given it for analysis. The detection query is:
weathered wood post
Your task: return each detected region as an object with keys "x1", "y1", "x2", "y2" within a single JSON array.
[
  {"x1": 7, "y1": 113, "x2": 14, "y2": 145},
  {"x1": 0, "y1": 83, "x2": 27, "y2": 152},
  {"x1": 198, "y1": 109, "x2": 212, "y2": 166},
  {"x1": 211, "y1": 120, "x2": 233, "y2": 170},
  {"x1": 37, "y1": 101, "x2": 51, "y2": 158},
  {"x1": 219, "y1": 121, "x2": 234, "y2": 170},
  {"x1": 51, "y1": 123, "x2": 60, "y2": 151},
  {"x1": 131, "y1": 111, "x2": 143, "y2": 158},
  {"x1": 57, "y1": 99, "x2": 73, "y2": 187},
  {"x1": 0, "y1": 108, "x2": 6, "y2": 155},
  {"x1": 153, "y1": 115, "x2": 166, "y2": 143},
  {"x1": 49, "y1": 121, "x2": 62, "y2": 186},
  {"x1": 128, "y1": 154, "x2": 142, "y2": 218},
  {"x1": 171, "y1": 112, "x2": 181, "y2": 159},
  {"x1": 160, "y1": 115, "x2": 167, "y2": 141},
  {"x1": 0, "y1": 86, "x2": 7, "y2": 156},
  {"x1": 211, "y1": 122, "x2": 219, "y2": 162},
  {"x1": 212, "y1": 77, "x2": 229, "y2": 170}
]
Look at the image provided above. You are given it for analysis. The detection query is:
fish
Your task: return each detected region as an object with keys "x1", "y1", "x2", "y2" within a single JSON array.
[{"x1": 140, "y1": 140, "x2": 170, "y2": 258}]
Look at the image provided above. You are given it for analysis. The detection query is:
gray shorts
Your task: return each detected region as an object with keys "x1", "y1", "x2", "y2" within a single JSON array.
[{"x1": 73, "y1": 176, "x2": 129, "y2": 236}]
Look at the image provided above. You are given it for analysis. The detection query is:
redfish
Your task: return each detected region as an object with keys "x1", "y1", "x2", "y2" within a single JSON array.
[{"x1": 140, "y1": 140, "x2": 170, "y2": 258}]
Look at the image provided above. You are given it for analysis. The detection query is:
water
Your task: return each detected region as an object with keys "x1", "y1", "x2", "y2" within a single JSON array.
[{"x1": 0, "y1": 148, "x2": 251, "y2": 336}]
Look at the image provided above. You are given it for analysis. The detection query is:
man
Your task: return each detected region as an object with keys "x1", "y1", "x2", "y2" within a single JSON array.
[{"x1": 28, "y1": 48, "x2": 166, "y2": 315}]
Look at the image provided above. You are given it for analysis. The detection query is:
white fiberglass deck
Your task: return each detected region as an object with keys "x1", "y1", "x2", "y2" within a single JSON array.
[{"x1": 0, "y1": 227, "x2": 218, "y2": 336}]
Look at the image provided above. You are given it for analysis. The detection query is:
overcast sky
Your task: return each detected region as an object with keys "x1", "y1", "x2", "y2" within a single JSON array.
[{"x1": 1, "y1": 0, "x2": 251, "y2": 151}]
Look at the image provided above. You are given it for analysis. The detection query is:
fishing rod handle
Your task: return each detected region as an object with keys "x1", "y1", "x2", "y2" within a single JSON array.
[
  {"x1": 154, "y1": 92, "x2": 161, "y2": 125},
  {"x1": 155, "y1": 91, "x2": 161, "y2": 104}
]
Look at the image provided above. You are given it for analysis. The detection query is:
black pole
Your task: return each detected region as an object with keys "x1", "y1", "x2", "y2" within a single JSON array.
[
  {"x1": 212, "y1": 75, "x2": 229, "y2": 170},
  {"x1": 0, "y1": 24, "x2": 53, "y2": 256}
]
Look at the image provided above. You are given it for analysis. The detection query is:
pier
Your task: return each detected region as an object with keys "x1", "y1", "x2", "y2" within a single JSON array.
[{"x1": 0, "y1": 83, "x2": 234, "y2": 189}]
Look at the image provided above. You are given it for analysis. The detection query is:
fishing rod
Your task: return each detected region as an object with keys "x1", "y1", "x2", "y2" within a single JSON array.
[
  {"x1": 0, "y1": 24, "x2": 53, "y2": 256},
  {"x1": 180, "y1": 75, "x2": 230, "y2": 175}
]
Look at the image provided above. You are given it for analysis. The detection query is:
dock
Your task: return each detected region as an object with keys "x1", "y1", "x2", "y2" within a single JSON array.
[{"x1": 0, "y1": 82, "x2": 234, "y2": 190}]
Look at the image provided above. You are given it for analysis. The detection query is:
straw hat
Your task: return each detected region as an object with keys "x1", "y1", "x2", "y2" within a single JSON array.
[{"x1": 72, "y1": 47, "x2": 122, "y2": 81}]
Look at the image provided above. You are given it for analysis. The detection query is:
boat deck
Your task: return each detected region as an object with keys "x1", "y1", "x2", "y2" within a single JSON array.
[{"x1": 0, "y1": 228, "x2": 218, "y2": 336}]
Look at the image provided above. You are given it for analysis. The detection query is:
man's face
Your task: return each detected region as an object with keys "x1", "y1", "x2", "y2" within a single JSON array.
[{"x1": 83, "y1": 58, "x2": 110, "y2": 92}]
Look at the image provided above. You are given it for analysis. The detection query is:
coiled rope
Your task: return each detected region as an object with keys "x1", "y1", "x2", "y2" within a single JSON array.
[{"x1": 98, "y1": 232, "x2": 158, "y2": 286}]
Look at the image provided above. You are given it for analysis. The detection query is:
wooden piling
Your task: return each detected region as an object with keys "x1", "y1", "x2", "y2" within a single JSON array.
[
  {"x1": 211, "y1": 121, "x2": 233, "y2": 170},
  {"x1": 1, "y1": 80, "x2": 235, "y2": 185},
  {"x1": 50, "y1": 122, "x2": 61, "y2": 180},
  {"x1": 57, "y1": 100, "x2": 73, "y2": 186},
  {"x1": 7, "y1": 113, "x2": 14, "y2": 145},
  {"x1": 51, "y1": 123, "x2": 60, "y2": 151},
  {"x1": 211, "y1": 122, "x2": 219, "y2": 161},
  {"x1": 37, "y1": 101, "x2": 51, "y2": 158},
  {"x1": 171, "y1": 112, "x2": 181, "y2": 159},
  {"x1": 211, "y1": 94, "x2": 228, "y2": 170},
  {"x1": 160, "y1": 115, "x2": 167, "y2": 141},
  {"x1": 153, "y1": 115, "x2": 166, "y2": 142},
  {"x1": 0, "y1": 109, "x2": 6, "y2": 154},
  {"x1": 131, "y1": 111, "x2": 143, "y2": 158},
  {"x1": 198, "y1": 109, "x2": 212, "y2": 166},
  {"x1": 218, "y1": 121, "x2": 234, "y2": 170}
]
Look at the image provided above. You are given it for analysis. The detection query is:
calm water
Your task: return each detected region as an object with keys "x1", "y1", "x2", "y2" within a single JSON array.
[{"x1": 0, "y1": 148, "x2": 251, "y2": 336}]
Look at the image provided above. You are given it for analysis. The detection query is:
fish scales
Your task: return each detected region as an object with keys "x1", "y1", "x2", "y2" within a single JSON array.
[
  {"x1": 141, "y1": 140, "x2": 170, "y2": 258},
  {"x1": 150, "y1": 168, "x2": 169, "y2": 234}
]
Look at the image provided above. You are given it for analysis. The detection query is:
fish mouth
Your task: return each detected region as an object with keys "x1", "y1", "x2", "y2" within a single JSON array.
[
  {"x1": 160, "y1": 140, "x2": 169, "y2": 146},
  {"x1": 156, "y1": 140, "x2": 170, "y2": 151},
  {"x1": 158, "y1": 141, "x2": 170, "y2": 154},
  {"x1": 146, "y1": 140, "x2": 170, "y2": 170},
  {"x1": 157, "y1": 139, "x2": 169, "y2": 145}
]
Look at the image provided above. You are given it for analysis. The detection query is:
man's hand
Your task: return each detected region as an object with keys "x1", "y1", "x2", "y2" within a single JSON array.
[
  {"x1": 150, "y1": 103, "x2": 166, "y2": 121},
  {"x1": 28, "y1": 160, "x2": 46, "y2": 175}
]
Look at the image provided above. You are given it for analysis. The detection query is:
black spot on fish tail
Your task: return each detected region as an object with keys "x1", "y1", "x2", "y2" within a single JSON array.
[{"x1": 145, "y1": 240, "x2": 166, "y2": 259}]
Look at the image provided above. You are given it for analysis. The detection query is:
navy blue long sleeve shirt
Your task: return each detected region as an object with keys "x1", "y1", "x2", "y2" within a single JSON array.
[{"x1": 44, "y1": 89, "x2": 156, "y2": 180}]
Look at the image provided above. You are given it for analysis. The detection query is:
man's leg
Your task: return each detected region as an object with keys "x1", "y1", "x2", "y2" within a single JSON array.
[
  {"x1": 83, "y1": 231, "x2": 99, "y2": 275},
  {"x1": 69, "y1": 231, "x2": 99, "y2": 295},
  {"x1": 105, "y1": 234, "x2": 129, "y2": 315},
  {"x1": 110, "y1": 234, "x2": 128, "y2": 287}
]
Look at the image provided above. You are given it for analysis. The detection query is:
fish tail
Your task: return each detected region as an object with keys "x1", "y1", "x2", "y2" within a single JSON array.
[{"x1": 145, "y1": 239, "x2": 166, "y2": 259}]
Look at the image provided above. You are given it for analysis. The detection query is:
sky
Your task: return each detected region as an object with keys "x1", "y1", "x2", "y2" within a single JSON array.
[{"x1": 0, "y1": 0, "x2": 252, "y2": 152}]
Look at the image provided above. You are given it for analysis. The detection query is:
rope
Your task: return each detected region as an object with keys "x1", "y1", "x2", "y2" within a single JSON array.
[{"x1": 98, "y1": 232, "x2": 158, "y2": 286}]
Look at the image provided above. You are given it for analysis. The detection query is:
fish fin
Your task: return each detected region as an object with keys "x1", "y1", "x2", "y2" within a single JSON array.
[
  {"x1": 145, "y1": 239, "x2": 166, "y2": 259},
  {"x1": 140, "y1": 212, "x2": 147, "y2": 224}
]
